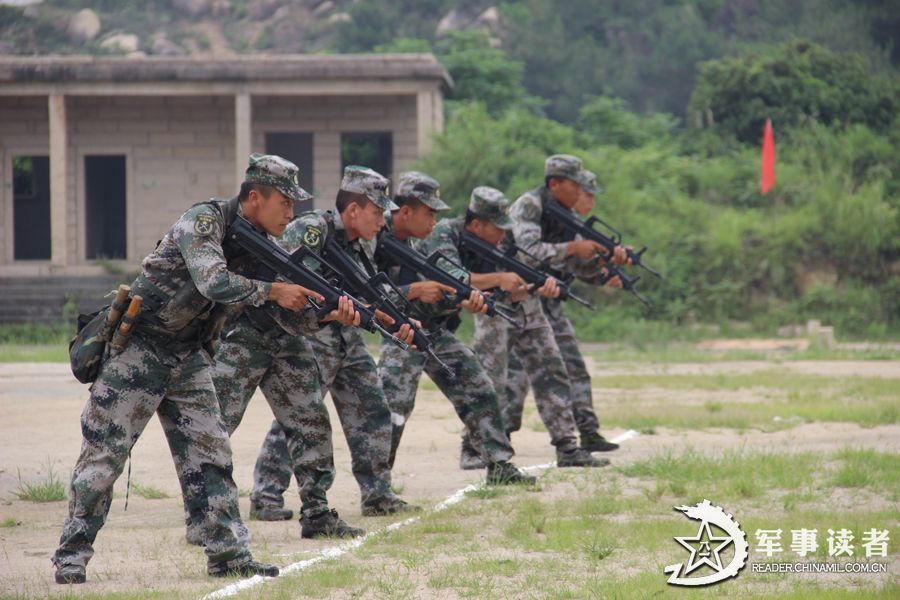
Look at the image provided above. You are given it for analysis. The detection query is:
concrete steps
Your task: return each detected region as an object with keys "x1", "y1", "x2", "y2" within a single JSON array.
[{"x1": 0, "y1": 275, "x2": 129, "y2": 324}]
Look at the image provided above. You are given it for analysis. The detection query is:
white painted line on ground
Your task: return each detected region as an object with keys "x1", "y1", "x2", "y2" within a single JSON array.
[
  {"x1": 202, "y1": 430, "x2": 640, "y2": 599},
  {"x1": 611, "y1": 429, "x2": 640, "y2": 444}
]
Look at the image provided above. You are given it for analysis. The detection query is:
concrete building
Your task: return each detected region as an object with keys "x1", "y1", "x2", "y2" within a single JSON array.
[{"x1": 0, "y1": 55, "x2": 449, "y2": 321}]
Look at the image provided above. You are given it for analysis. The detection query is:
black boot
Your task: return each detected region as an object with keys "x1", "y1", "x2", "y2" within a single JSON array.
[
  {"x1": 557, "y1": 447, "x2": 611, "y2": 468},
  {"x1": 486, "y1": 461, "x2": 537, "y2": 485},
  {"x1": 580, "y1": 430, "x2": 620, "y2": 452},
  {"x1": 209, "y1": 559, "x2": 279, "y2": 578},
  {"x1": 300, "y1": 509, "x2": 365, "y2": 539},
  {"x1": 249, "y1": 502, "x2": 293, "y2": 521}
]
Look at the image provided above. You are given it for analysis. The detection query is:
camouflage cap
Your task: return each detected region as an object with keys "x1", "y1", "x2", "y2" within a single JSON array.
[
  {"x1": 245, "y1": 153, "x2": 311, "y2": 202},
  {"x1": 578, "y1": 169, "x2": 601, "y2": 195},
  {"x1": 395, "y1": 171, "x2": 450, "y2": 211},
  {"x1": 544, "y1": 154, "x2": 583, "y2": 181},
  {"x1": 340, "y1": 165, "x2": 398, "y2": 210},
  {"x1": 468, "y1": 186, "x2": 514, "y2": 230}
]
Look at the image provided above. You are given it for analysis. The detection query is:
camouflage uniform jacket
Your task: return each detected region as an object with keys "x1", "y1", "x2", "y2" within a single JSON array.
[
  {"x1": 418, "y1": 217, "x2": 516, "y2": 314},
  {"x1": 281, "y1": 209, "x2": 376, "y2": 342},
  {"x1": 509, "y1": 186, "x2": 606, "y2": 285},
  {"x1": 132, "y1": 198, "x2": 273, "y2": 341},
  {"x1": 375, "y1": 213, "x2": 463, "y2": 329}
]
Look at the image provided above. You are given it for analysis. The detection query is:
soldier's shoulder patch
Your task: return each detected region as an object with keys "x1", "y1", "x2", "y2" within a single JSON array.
[
  {"x1": 194, "y1": 213, "x2": 217, "y2": 236},
  {"x1": 302, "y1": 225, "x2": 322, "y2": 247}
]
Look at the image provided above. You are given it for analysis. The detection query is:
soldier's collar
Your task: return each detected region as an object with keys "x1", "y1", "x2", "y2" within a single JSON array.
[{"x1": 331, "y1": 208, "x2": 345, "y2": 232}]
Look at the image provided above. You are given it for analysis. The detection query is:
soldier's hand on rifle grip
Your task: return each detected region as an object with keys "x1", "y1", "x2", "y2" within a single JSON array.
[
  {"x1": 498, "y1": 272, "x2": 528, "y2": 295},
  {"x1": 566, "y1": 239, "x2": 605, "y2": 260},
  {"x1": 395, "y1": 322, "x2": 417, "y2": 347},
  {"x1": 323, "y1": 295, "x2": 360, "y2": 326},
  {"x1": 408, "y1": 280, "x2": 457, "y2": 304},
  {"x1": 461, "y1": 290, "x2": 488, "y2": 314},
  {"x1": 603, "y1": 270, "x2": 624, "y2": 289},
  {"x1": 612, "y1": 245, "x2": 632, "y2": 266},
  {"x1": 537, "y1": 277, "x2": 561, "y2": 299},
  {"x1": 269, "y1": 282, "x2": 323, "y2": 311},
  {"x1": 373, "y1": 308, "x2": 396, "y2": 327}
]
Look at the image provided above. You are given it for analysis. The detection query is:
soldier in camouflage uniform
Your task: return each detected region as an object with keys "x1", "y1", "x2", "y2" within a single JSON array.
[
  {"x1": 501, "y1": 169, "x2": 617, "y2": 452},
  {"x1": 249, "y1": 166, "x2": 417, "y2": 519},
  {"x1": 429, "y1": 187, "x2": 605, "y2": 468},
  {"x1": 52, "y1": 154, "x2": 317, "y2": 583},
  {"x1": 178, "y1": 160, "x2": 364, "y2": 543},
  {"x1": 375, "y1": 172, "x2": 536, "y2": 485},
  {"x1": 492, "y1": 155, "x2": 629, "y2": 458}
]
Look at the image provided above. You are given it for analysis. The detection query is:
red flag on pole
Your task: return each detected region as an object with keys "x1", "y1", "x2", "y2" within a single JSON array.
[{"x1": 761, "y1": 119, "x2": 776, "y2": 194}]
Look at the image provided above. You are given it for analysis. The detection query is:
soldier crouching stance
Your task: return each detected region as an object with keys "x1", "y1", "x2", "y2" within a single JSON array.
[
  {"x1": 249, "y1": 166, "x2": 417, "y2": 520},
  {"x1": 458, "y1": 187, "x2": 608, "y2": 468},
  {"x1": 178, "y1": 156, "x2": 363, "y2": 544},
  {"x1": 52, "y1": 154, "x2": 316, "y2": 584},
  {"x1": 375, "y1": 172, "x2": 535, "y2": 485}
]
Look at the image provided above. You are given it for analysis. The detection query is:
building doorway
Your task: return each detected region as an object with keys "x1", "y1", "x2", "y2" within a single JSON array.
[
  {"x1": 265, "y1": 132, "x2": 314, "y2": 213},
  {"x1": 12, "y1": 155, "x2": 51, "y2": 260},
  {"x1": 85, "y1": 155, "x2": 127, "y2": 260}
]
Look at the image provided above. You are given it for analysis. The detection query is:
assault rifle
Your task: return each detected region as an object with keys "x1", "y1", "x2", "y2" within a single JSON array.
[
  {"x1": 542, "y1": 198, "x2": 663, "y2": 279},
  {"x1": 321, "y1": 237, "x2": 454, "y2": 377},
  {"x1": 459, "y1": 230, "x2": 596, "y2": 310},
  {"x1": 226, "y1": 216, "x2": 409, "y2": 349},
  {"x1": 375, "y1": 231, "x2": 521, "y2": 329}
]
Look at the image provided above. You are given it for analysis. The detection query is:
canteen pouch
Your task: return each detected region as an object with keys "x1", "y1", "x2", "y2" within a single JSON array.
[{"x1": 68, "y1": 307, "x2": 111, "y2": 384}]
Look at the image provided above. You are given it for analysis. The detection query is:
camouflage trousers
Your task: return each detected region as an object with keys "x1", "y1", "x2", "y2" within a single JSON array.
[
  {"x1": 378, "y1": 326, "x2": 514, "y2": 469},
  {"x1": 468, "y1": 301, "x2": 579, "y2": 452},
  {"x1": 53, "y1": 331, "x2": 251, "y2": 570},
  {"x1": 251, "y1": 323, "x2": 394, "y2": 508},
  {"x1": 506, "y1": 298, "x2": 600, "y2": 436},
  {"x1": 177, "y1": 314, "x2": 334, "y2": 523}
]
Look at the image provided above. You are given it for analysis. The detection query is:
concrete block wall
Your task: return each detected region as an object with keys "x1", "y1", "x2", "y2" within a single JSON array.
[
  {"x1": 1, "y1": 92, "x2": 420, "y2": 273},
  {"x1": 252, "y1": 94, "x2": 419, "y2": 208},
  {"x1": 67, "y1": 96, "x2": 236, "y2": 262}
]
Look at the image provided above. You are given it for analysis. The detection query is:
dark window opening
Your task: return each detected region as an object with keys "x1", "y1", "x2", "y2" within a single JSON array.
[
  {"x1": 341, "y1": 132, "x2": 393, "y2": 182},
  {"x1": 265, "y1": 132, "x2": 315, "y2": 213},
  {"x1": 13, "y1": 155, "x2": 51, "y2": 260},
  {"x1": 85, "y1": 155, "x2": 127, "y2": 260}
]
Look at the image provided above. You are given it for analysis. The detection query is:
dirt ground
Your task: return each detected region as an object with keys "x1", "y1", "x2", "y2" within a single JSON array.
[{"x1": 0, "y1": 360, "x2": 898, "y2": 598}]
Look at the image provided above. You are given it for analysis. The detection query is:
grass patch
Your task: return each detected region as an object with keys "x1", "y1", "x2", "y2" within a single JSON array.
[
  {"x1": 596, "y1": 371, "x2": 899, "y2": 430},
  {"x1": 13, "y1": 462, "x2": 66, "y2": 503},
  {"x1": 227, "y1": 448, "x2": 899, "y2": 600},
  {"x1": 242, "y1": 560, "x2": 364, "y2": 599},
  {"x1": 617, "y1": 448, "x2": 822, "y2": 502},
  {"x1": 0, "y1": 517, "x2": 21, "y2": 527},
  {"x1": 830, "y1": 448, "x2": 900, "y2": 495},
  {"x1": 0, "y1": 343, "x2": 69, "y2": 362},
  {"x1": 130, "y1": 482, "x2": 170, "y2": 500},
  {"x1": 465, "y1": 486, "x2": 509, "y2": 499}
]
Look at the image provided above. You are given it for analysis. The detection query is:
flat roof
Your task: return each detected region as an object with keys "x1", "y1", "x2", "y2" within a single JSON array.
[{"x1": 0, "y1": 54, "x2": 453, "y2": 88}]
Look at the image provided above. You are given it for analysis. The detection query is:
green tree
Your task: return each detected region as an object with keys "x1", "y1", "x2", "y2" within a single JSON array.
[
  {"x1": 435, "y1": 30, "x2": 530, "y2": 116},
  {"x1": 688, "y1": 41, "x2": 899, "y2": 144}
]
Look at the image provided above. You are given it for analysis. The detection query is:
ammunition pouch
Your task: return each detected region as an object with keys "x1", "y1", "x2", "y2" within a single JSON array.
[{"x1": 68, "y1": 306, "x2": 114, "y2": 384}]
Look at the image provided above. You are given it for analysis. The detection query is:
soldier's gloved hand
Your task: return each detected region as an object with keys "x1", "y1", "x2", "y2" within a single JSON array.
[
  {"x1": 408, "y1": 280, "x2": 457, "y2": 304},
  {"x1": 537, "y1": 277, "x2": 561, "y2": 299},
  {"x1": 566, "y1": 239, "x2": 604, "y2": 260},
  {"x1": 460, "y1": 290, "x2": 487, "y2": 314},
  {"x1": 322, "y1": 295, "x2": 360, "y2": 326},
  {"x1": 269, "y1": 282, "x2": 324, "y2": 311}
]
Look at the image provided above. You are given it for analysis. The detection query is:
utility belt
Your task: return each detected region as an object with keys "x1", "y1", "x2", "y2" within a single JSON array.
[
  {"x1": 242, "y1": 306, "x2": 289, "y2": 341},
  {"x1": 421, "y1": 312, "x2": 462, "y2": 334}
]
